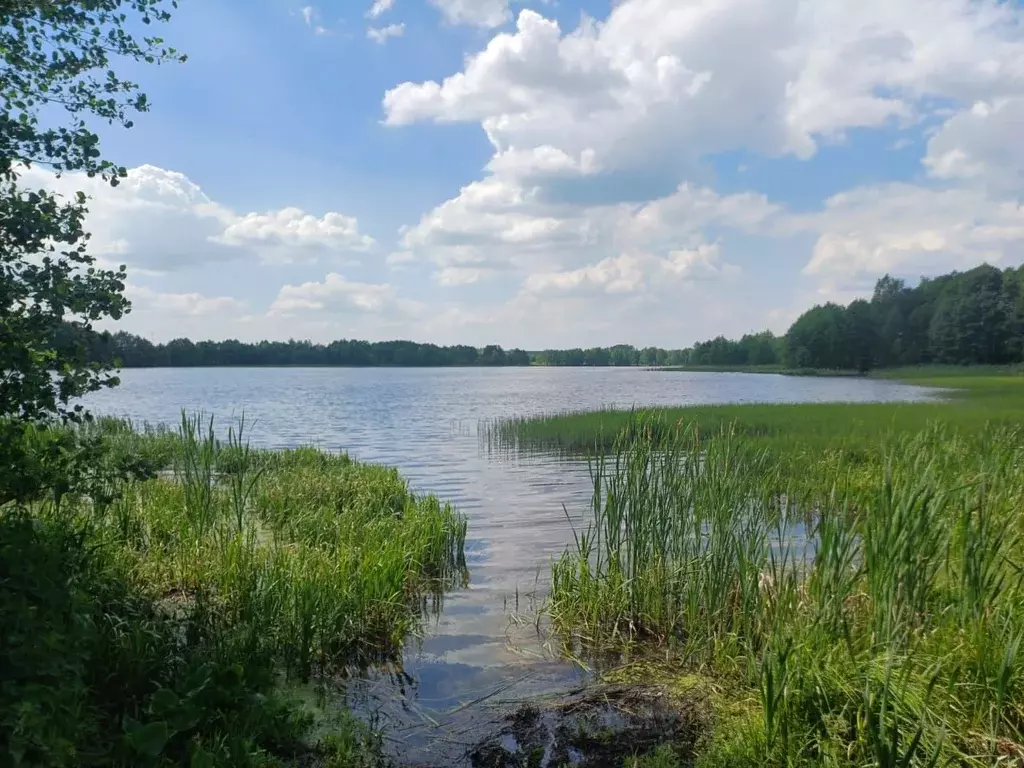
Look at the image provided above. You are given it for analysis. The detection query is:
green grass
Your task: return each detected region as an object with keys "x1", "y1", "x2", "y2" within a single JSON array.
[
  {"x1": 489, "y1": 367, "x2": 1024, "y2": 766},
  {"x1": 483, "y1": 368, "x2": 1024, "y2": 458},
  {"x1": 546, "y1": 419, "x2": 1024, "y2": 766},
  {"x1": 1, "y1": 414, "x2": 467, "y2": 766}
]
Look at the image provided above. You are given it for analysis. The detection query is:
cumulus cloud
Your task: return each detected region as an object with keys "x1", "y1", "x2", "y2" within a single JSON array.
[
  {"x1": 397, "y1": 173, "x2": 778, "y2": 286},
  {"x1": 924, "y1": 99, "x2": 1024, "y2": 189},
  {"x1": 794, "y1": 184, "x2": 1024, "y2": 285},
  {"x1": 385, "y1": 1, "x2": 1024, "y2": 168},
  {"x1": 16, "y1": 165, "x2": 375, "y2": 272},
  {"x1": 219, "y1": 208, "x2": 374, "y2": 253},
  {"x1": 56, "y1": 0, "x2": 1024, "y2": 347},
  {"x1": 367, "y1": 23, "x2": 405, "y2": 44},
  {"x1": 381, "y1": 0, "x2": 1024, "y2": 329},
  {"x1": 429, "y1": 0, "x2": 509, "y2": 28}
]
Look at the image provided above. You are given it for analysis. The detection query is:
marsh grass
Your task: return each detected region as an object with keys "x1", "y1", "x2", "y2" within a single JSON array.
[
  {"x1": 545, "y1": 413, "x2": 1024, "y2": 766},
  {"x1": 482, "y1": 370, "x2": 1024, "y2": 458},
  {"x1": 1, "y1": 413, "x2": 467, "y2": 766}
]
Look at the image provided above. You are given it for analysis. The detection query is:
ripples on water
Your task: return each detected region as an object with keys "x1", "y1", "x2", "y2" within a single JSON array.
[{"x1": 85, "y1": 367, "x2": 940, "y2": 762}]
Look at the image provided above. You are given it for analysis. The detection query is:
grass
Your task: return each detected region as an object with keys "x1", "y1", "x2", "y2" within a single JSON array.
[
  {"x1": 482, "y1": 368, "x2": 1024, "y2": 457},
  {"x1": 1, "y1": 413, "x2": 467, "y2": 766},
  {"x1": 488, "y1": 367, "x2": 1024, "y2": 766},
  {"x1": 547, "y1": 420, "x2": 1024, "y2": 765}
]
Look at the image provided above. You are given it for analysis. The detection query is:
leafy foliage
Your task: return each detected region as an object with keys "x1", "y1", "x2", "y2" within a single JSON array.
[
  {"x1": 1, "y1": 416, "x2": 465, "y2": 766},
  {"x1": 785, "y1": 264, "x2": 1024, "y2": 371},
  {"x1": 1, "y1": 0, "x2": 184, "y2": 421}
]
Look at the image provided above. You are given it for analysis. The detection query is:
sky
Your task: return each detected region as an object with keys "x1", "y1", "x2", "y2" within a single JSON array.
[{"x1": 27, "y1": 0, "x2": 1024, "y2": 348}]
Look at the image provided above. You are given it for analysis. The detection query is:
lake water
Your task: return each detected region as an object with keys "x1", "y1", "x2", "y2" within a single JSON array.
[{"x1": 84, "y1": 367, "x2": 941, "y2": 762}]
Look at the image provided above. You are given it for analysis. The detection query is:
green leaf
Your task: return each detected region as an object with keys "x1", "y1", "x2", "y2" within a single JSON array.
[
  {"x1": 190, "y1": 747, "x2": 215, "y2": 768},
  {"x1": 126, "y1": 720, "x2": 171, "y2": 757},
  {"x1": 149, "y1": 687, "x2": 179, "y2": 716}
]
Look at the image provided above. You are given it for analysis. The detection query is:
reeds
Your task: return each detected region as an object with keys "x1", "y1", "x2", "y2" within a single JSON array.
[
  {"x1": 547, "y1": 415, "x2": 1024, "y2": 765},
  {"x1": 63, "y1": 413, "x2": 469, "y2": 679}
]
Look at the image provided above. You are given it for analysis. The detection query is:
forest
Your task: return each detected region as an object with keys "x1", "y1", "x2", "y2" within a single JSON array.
[
  {"x1": 785, "y1": 263, "x2": 1024, "y2": 370},
  {"x1": 666, "y1": 263, "x2": 1024, "y2": 371},
  {"x1": 82, "y1": 263, "x2": 1024, "y2": 372}
]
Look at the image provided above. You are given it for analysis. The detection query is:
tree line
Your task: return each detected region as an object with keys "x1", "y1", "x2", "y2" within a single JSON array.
[
  {"x1": 86, "y1": 333, "x2": 695, "y2": 368},
  {"x1": 74, "y1": 263, "x2": 1024, "y2": 371},
  {"x1": 87, "y1": 334, "x2": 534, "y2": 367},
  {"x1": 785, "y1": 263, "x2": 1024, "y2": 371}
]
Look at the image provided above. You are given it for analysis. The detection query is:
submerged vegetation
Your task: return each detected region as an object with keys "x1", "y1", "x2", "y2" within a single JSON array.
[
  {"x1": 1, "y1": 415, "x2": 467, "y2": 766},
  {"x1": 484, "y1": 369, "x2": 1024, "y2": 766}
]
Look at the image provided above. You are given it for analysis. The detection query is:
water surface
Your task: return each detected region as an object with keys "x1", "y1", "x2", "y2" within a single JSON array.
[{"x1": 85, "y1": 367, "x2": 940, "y2": 761}]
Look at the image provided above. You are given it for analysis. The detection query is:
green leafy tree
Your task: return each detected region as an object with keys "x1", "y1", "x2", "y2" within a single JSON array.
[
  {"x1": 785, "y1": 304, "x2": 849, "y2": 369},
  {"x1": 1, "y1": 0, "x2": 184, "y2": 422},
  {"x1": 844, "y1": 299, "x2": 878, "y2": 372}
]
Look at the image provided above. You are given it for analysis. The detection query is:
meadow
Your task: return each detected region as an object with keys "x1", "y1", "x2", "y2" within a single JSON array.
[
  {"x1": 487, "y1": 368, "x2": 1024, "y2": 766},
  {"x1": 1, "y1": 415, "x2": 467, "y2": 767}
]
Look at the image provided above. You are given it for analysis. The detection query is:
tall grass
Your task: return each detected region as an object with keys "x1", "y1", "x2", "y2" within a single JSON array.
[
  {"x1": 483, "y1": 372, "x2": 1024, "y2": 458},
  {"x1": 547, "y1": 416, "x2": 1024, "y2": 765},
  {"x1": 1, "y1": 413, "x2": 467, "y2": 765}
]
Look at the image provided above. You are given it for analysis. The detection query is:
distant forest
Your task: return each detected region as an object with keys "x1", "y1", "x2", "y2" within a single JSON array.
[
  {"x1": 682, "y1": 263, "x2": 1024, "y2": 371},
  {"x1": 82, "y1": 263, "x2": 1024, "y2": 371}
]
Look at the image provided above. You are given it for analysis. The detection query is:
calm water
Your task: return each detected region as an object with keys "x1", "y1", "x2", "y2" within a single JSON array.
[{"x1": 85, "y1": 367, "x2": 940, "y2": 761}]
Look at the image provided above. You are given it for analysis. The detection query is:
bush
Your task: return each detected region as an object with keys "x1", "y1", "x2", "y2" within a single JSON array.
[{"x1": 0, "y1": 510, "x2": 313, "y2": 766}]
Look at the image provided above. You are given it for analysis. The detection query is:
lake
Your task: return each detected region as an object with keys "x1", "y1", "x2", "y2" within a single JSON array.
[{"x1": 84, "y1": 367, "x2": 941, "y2": 762}]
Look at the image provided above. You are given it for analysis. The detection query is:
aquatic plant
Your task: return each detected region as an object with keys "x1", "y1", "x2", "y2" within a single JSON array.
[
  {"x1": 0, "y1": 414, "x2": 467, "y2": 766},
  {"x1": 546, "y1": 413, "x2": 1024, "y2": 765}
]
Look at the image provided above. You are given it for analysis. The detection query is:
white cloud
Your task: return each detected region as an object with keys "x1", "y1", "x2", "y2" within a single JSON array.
[
  {"x1": 397, "y1": 174, "x2": 778, "y2": 285},
  {"x1": 17, "y1": 165, "x2": 374, "y2": 272},
  {"x1": 794, "y1": 184, "x2": 1024, "y2": 285},
  {"x1": 429, "y1": 0, "x2": 509, "y2": 28},
  {"x1": 524, "y1": 245, "x2": 738, "y2": 297},
  {"x1": 126, "y1": 284, "x2": 247, "y2": 318},
  {"x1": 367, "y1": 23, "x2": 405, "y2": 44},
  {"x1": 219, "y1": 208, "x2": 375, "y2": 253},
  {"x1": 300, "y1": 5, "x2": 330, "y2": 35},
  {"x1": 366, "y1": 0, "x2": 395, "y2": 18},
  {"x1": 380, "y1": 0, "x2": 1024, "y2": 337},
  {"x1": 924, "y1": 98, "x2": 1024, "y2": 189},
  {"x1": 385, "y1": 2, "x2": 1024, "y2": 170},
  {"x1": 485, "y1": 146, "x2": 599, "y2": 178},
  {"x1": 268, "y1": 273, "x2": 424, "y2": 327},
  {"x1": 524, "y1": 254, "x2": 648, "y2": 295},
  {"x1": 62, "y1": 0, "x2": 1024, "y2": 347},
  {"x1": 436, "y1": 267, "x2": 486, "y2": 286}
]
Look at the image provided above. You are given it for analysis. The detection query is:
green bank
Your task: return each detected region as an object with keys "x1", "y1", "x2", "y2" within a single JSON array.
[
  {"x1": 1, "y1": 415, "x2": 466, "y2": 766},
  {"x1": 484, "y1": 368, "x2": 1024, "y2": 766}
]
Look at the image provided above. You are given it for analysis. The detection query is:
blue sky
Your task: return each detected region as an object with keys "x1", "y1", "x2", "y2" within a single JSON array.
[{"x1": 46, "y1": 0, "x2": 1024, "y2": 347}]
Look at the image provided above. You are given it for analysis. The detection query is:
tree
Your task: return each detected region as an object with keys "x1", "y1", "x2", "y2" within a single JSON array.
[
  {"x1": 1, "y1": 0, "x2": 184, "y2": 422},
  {"x1": 785, "y1": 304, "x2": 849, "y2": 369},
  {"x1": 843, "y1": 299, "x2": 878, "y2": 372}
]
